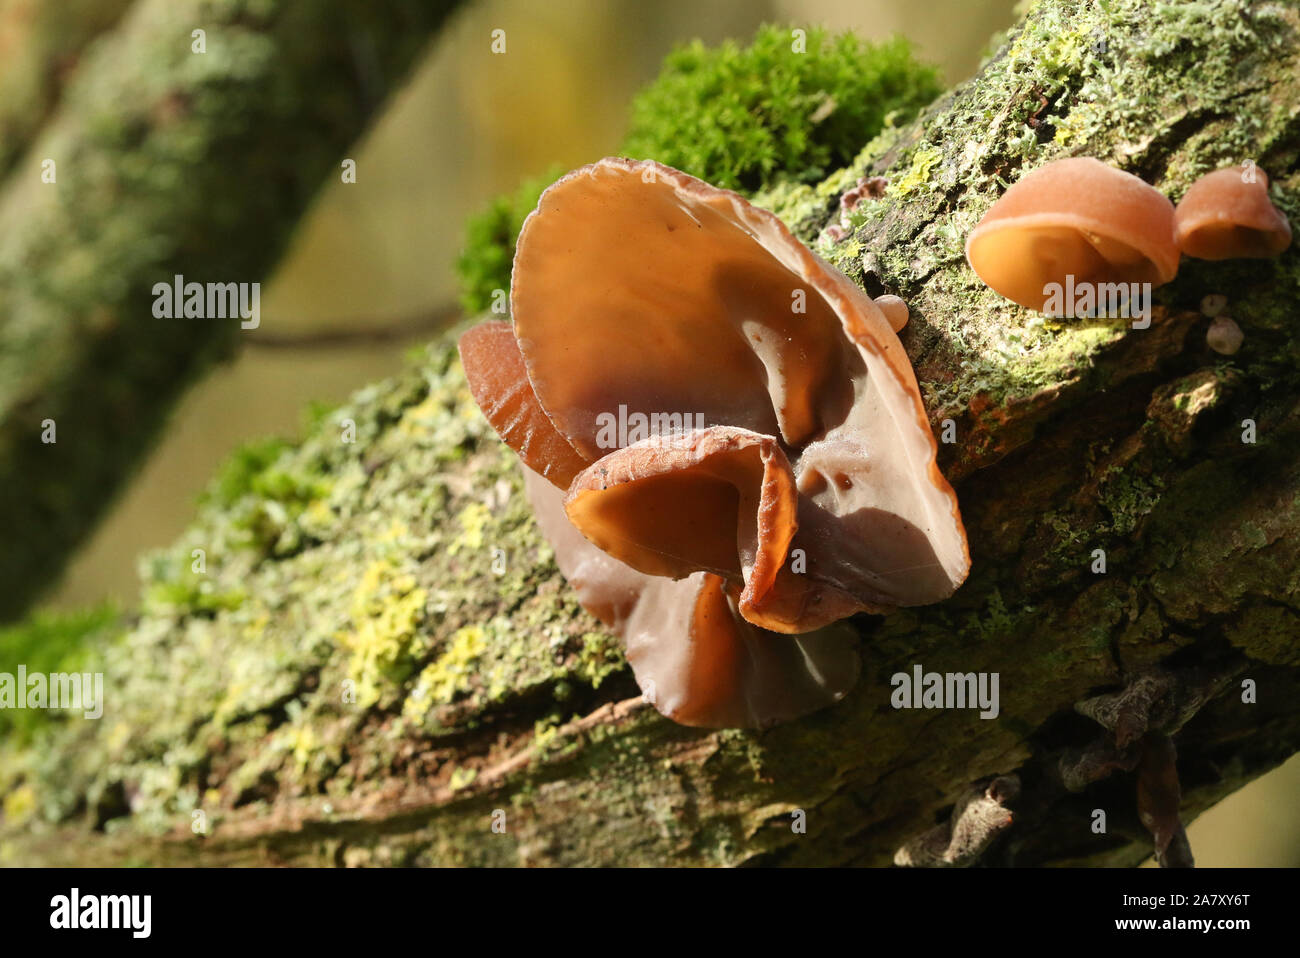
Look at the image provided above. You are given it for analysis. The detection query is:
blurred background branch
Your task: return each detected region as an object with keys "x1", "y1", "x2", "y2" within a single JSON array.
[
  {"x1": 0, "y1": 0, "x2": 135, "y2": 177},
  {"x1": 0, "y1": 0, "x2": 466, "y2": 622}
]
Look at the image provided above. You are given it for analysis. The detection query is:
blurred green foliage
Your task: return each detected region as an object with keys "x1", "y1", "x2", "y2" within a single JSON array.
[
  {"x1": 454, "y1": 24, "x2": 940, "y2": 315},
  {"x1": 0, "y1": 604, "x2": 119, "y2": 742},
  {"x1": 203, "y1": 437, "x2": 292, "y2": 509}
]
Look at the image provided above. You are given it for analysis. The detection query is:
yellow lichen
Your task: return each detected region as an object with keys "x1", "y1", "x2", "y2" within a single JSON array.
[
  {"x1": 106, "y1": 720, "x2": 131, "y2": 754},
  {"x1": 337, "y1": 560, "x2": 429, "y2": 708},
  {"x1": 448, "y1": 766, "x2": 478, "y2": 792},
  {"x1": 289, "y1": 726, "x2": 317, "y2": 774},
  {"x1": 396, "y1": 393, "x2": 442, "y2": 437},
  {"x1": 532, "y1": 716, "x2": 562, "y2": 754},
  {"x1": 299, "y1": 498, "x2": 336, "y2": 536},
  {"x1": 403, "y1": 624, "x2": 488, "y2": 718},
  {"x1": 449, "y1": 502, "x2": 492, "y2": 555},
  {"x1": 887, "y1": 147, "x2": 943, "y2": 198},
  {"x1": 3, "y1": 785, "x2": 37, "y2": 827}
]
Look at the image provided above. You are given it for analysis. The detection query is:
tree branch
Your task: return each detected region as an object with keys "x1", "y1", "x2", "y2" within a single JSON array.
[{"x1": 0, "y1": 0, "x2": 466, "y2": 621}]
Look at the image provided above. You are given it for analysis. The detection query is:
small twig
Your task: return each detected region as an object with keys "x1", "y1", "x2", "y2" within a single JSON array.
[{"x1": 244, "y1": 303, "x2": 463, "y2": 349}]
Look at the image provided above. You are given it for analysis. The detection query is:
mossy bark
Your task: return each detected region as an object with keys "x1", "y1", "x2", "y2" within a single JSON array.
[
  {"x1": 4, "y1": 0, "x2": 1300, "y2": 867},
  {"x1": 0, "y1": 0, "x2": 465, "y2": 622}
]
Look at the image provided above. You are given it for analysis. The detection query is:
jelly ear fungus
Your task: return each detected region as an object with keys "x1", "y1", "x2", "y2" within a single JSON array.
[{"x1": 459, "y1": 157, "x2": 970, "y2": 728}]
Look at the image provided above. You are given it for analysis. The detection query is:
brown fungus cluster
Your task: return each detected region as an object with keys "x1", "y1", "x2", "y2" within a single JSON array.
[
  {"x1": 460, "y1": 157, "x2": 970, "y2": 729},
  {"x1": 967, "y1": 158, "x2": 1292, "y2": 323}
]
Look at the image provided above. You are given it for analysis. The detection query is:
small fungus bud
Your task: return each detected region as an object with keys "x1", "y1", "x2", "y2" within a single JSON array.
[
  {"x1": 872, "y1": 294, "x2": 910, "y2": 333},
  {"x1": 1199, "y1": 293, "x2": 1228, "y2": 318},
  {"x1": 1206, "y1": 315, "x2": 1243, "y2": 355}
]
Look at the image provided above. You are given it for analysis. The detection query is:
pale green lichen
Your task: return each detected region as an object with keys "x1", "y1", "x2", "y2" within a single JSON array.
[{"x1": 576, "y1": 632, "x2": 626, "y2": 689}]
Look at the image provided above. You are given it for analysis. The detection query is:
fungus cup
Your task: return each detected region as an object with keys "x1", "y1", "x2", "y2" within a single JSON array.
[
  {"x1": 965, "y1": 157, "x2": 1179, "y2": 313},
  {"x1": 1173, "y1": 166, "x2": 1292, "y2": 260},
  {"x1": 1199, "y1": 293, "x2": 1228, "y2": 318},
  {"x1": 1206, "y1": 315, "x2": 1244, "y2": 356},
  {"x1": 459, "y1": 157, "x2": 969, "y2": 728}
]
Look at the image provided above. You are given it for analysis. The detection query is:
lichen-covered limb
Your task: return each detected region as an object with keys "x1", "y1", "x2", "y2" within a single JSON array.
[
  {"x1": 0, "y1": 0, "x2": 465, "y2": 622},
  {"x1": 4, "y1": 0, "x2": 1300, "y2": 866},
  {"x1": 0, "y1": 0, "x2": 134, "y2": 177}
]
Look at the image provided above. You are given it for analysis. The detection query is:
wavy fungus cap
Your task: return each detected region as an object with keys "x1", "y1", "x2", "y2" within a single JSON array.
[
  {"x1": 1174, "y1": 166, "x2": 1292, "y2": 260},
  {"x1": 458, "y1": 157, "x2": 970, "y2": 728},
  {"x1": 966, "y1": 157, "x2": 1179, "y2": 312}
]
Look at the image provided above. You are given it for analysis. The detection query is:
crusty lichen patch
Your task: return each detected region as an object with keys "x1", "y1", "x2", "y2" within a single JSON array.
[{"x1": 0, "y1": 335, "x2": 638, "y2": 846}]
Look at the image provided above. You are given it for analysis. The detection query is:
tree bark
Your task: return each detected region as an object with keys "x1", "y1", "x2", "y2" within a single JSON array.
[
  {"x1": 3, "y1": 0, "x2": 1299, "y2": 867},
  {"x1": 0, "y1": 0, "x2": 465, "y2": 622}
]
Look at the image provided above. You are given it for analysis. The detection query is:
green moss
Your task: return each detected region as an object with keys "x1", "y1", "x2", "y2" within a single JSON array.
[
  {"x1": 962, "y1": 587, "x2": 1028, "y2": 642},
  {"x1": 0, "y1": 603, "x2": 120, "y2": 741},
  {"x1": 202, "y1": 437, "x2": 290, "y2": 509},
  {"x1": 454, "y1": 164, "x2": 564, "y2": 315},
  {"x1": 623, "y1": 25, "x2": 940, "y2": 193},
  {"x1": 145, "y1": 573, "x2": 246, "y2": 616}
]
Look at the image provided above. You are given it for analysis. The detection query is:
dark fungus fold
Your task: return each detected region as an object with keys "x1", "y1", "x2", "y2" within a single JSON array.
[
  {"x1": 524, "y1": 467, "x2": 858, "y2": 729},
  {"x1": 459, "y1": 157, "x2": 970, "y2": 728},
  {"x1": 563, "y1": 426, "x2": 797, "y2": 628}
]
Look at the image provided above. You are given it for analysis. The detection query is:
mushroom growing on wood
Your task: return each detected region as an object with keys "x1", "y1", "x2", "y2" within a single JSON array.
[
  {"x1": 1206, "y1": 315, "x2": 1243, "y2": 355},
  {"x1": 1173, "y1": 166, "x2": 1292, "y2": 260},
  {"x1": 524, "y1": 466, "x2": 860, "y2": 728},
  {"x1": 458, "y1": 157, "x2": 969, "y2": 728},
  {"x1": 965, "y1": 157, "x2": 1179, "y2": 312},
  {"x1": 872, "y1": 293, "x2": 910, "y2": 332}
]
